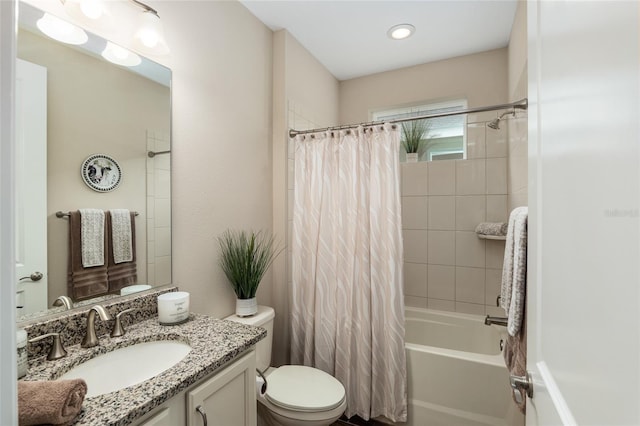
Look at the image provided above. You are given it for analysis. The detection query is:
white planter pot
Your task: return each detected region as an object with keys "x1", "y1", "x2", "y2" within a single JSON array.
[
  {"x1": 236, "y1": 297, "x2": 258, "y2": 317},
  {"x1": 406, "y1": 153, "x2": 419, "y2": 163}
]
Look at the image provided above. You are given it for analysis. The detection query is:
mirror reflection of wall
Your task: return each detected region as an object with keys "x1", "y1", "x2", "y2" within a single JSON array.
[{"x1": 16, "y1": 14, "x2": 171, "y2": 314}]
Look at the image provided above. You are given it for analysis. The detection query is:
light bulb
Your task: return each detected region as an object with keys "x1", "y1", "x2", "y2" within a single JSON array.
[
  {"x1": 102, "y1": 42, "x2": 142, "y2": 67},
  {"x1": 36, "y1": 13, "x2": 88, "y2": 45},
  {"x1": 133, "y1": 10, "x2": 170, "y2": 55},
  {"x1": 387, "y1": 24, "x2": 415, "y2": 40},
  {"x1": 80, "y1": 0, "x2": 104, "y2": 20}
]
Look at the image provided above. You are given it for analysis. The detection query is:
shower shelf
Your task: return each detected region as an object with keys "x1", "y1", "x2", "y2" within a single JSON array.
[{"x1": 477, "y1": 234, "x2": 507, "y2": 241}]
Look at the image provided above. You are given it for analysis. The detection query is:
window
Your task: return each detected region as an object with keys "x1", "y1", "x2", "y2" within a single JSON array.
[{"x1": 372, "y1": 99, "x2": 467, "y2": 161}]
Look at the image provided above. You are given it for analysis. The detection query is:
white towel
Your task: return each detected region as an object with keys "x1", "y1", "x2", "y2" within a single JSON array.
[
  {"x1": 110, "y1": 209, "x2": 133, "y2": 264},
  {"x1": 79, "y1": 209, "x2": 105, "y2": 268},
  {"x1": 500, "y1": 207, "x2": 528, "y2": 337}
]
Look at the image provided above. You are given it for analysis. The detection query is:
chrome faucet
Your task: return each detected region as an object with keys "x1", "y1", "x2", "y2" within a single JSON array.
[
  {"x1": 82, "y1": 305, "x2": 112, "y2": 348},
  {"x1": 52, "y1": 295, "x2": 73, "y2": 310}
]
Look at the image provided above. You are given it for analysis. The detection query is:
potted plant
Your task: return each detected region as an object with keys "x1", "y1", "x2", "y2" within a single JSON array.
[
  {"x1": 401, "y1": 119, "x2": 431, "y2": 162},
  {"x1": 218, "y1": 229, "x2": 280, "y2": 317}
]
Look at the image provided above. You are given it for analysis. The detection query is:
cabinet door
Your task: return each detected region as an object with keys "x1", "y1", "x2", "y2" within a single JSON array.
[{"x1": 187, "y1": 350, "x2": 257, "y2": 426}]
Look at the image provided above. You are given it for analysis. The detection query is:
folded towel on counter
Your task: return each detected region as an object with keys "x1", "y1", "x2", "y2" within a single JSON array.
[
  {"x1": 18, "y1": 379, "x2": 87, "y2": 426},
  {"x1": 79, "y1": 208, "x2": 105, "y2": 268},
  {"x1": 110, "y1": 209, "x2": 133, "y2": 264},
  {"x1": 475, "y1": 222, "x2": 508, "y2": 236},
  {"x1": 500, "y1": 207, "x2": 528, "y2": 337},
  {"x1": 68, "y1": 211, "x2": 109, "y2": 301}
]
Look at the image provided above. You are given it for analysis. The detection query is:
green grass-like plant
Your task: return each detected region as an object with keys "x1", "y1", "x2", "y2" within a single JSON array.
[
  {"x1": 401, "y1": 119, "x2": 431, "y2": 153},
  {"x1": 218, "y1": 230, "x2": 280, "y2": 299}
]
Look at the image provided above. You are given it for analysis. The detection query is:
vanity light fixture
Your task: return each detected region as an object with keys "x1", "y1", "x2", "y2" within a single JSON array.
[
  {"x1": 102, "y1": 41, "x2": 142, "y2": 67},
  {"x1": 36, "y1": 13, "x2": 88, "y2": 45},
  {"x1": 131, "y1": 0, "x2": 170, "y2": 55},
  {"x1": 387, "y1": 23, "x2": 415, "y2": 40},
  {"x1": 62, "y1": 0, "x2": 105, "y2": 20}
]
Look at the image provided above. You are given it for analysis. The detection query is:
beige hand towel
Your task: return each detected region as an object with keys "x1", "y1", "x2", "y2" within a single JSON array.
[
  {"x1": 18, "y1": 379, "x2": 87, "y2": 425},
  {"x1": 110, "y1": 209, "x2": 133, "y2": 264},
  {"x1": 79, "y1": 208, "x2": 105, "y2": 267},
  {"x1": 106, "y1": 211, "x2": 138, "y2": 293}
]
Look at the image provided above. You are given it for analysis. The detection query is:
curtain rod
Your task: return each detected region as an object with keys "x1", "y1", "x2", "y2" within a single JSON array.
[{"x1": 288, "y1": 98, "x2": 528, "y2": 138}]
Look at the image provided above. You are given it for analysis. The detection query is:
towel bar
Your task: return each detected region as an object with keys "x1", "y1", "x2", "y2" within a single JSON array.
[{"x1": 56, "y1": 211, "x2": 139, "y2": 218}]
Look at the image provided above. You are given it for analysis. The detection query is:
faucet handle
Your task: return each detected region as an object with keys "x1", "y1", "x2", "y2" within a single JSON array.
[
  {"x1": 29, "y1": 332, "x2": 67, "y2": 360},
  {"x1": 111, "y1": 308, "x2": 135, "y2": 338}
]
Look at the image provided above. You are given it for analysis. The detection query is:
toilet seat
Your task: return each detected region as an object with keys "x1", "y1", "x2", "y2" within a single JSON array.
[{"x1": 265, "y1": 366, "x2": 346, "y2": 413}]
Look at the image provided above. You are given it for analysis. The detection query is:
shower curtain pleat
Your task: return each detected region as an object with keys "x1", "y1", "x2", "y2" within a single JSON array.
[{"x1": 290, "y1": 124, "x2": 407, "y2": 422}]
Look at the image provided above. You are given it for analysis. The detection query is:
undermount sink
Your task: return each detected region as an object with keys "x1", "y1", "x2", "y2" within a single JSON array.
[{"x1": 59, "y1": 340, "x2": 191, "y2": 397}]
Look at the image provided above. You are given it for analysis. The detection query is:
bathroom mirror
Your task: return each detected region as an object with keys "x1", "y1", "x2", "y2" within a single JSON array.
[{"x1": 16, "y1": 1, "x2": 171, "y2": 322}]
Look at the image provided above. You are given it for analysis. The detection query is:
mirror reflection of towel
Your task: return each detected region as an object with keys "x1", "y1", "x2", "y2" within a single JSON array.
[
  {"x1": 110, "y1": 209, "x2": 133, "y2": 264},
  {"x1": 106, "y1": 211, "x2": 137, "y2": 293},
  {"x1": 68, "y1": 211, "x2": 108, "y2": 301},
  {"x1": 78, "y1": 209, "x2": 105, "y2": 267}
]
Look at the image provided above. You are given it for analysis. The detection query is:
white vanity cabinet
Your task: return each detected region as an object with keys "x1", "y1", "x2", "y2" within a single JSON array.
[{"x1": 133, "y1": 349, "x2": 256, "y2": 426}]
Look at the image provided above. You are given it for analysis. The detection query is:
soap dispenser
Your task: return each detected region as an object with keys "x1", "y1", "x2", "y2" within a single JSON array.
[{"x1": 16, "y1": 328, "x2": 28, "y2": 378}]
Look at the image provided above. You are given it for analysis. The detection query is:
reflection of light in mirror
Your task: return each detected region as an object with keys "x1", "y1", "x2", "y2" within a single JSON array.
[
  {"x1": 133, "y1": 10, "x2": 170, "y2": 55},
  {"x1": 63, "y1": 0, "x2": 105, "y2": 20},
  {"x1": 79, "y1": 0, "x2": 104, "y2": 20},
  {"x1": 102, "y1": 42, "x2": 142, "y2": 67},
  {"x1": 36, "y1": 13, "x2": 88, "y2": 45}
]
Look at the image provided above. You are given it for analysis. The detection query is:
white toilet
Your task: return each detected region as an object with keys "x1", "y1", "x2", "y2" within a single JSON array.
[{"x1": 226, "y1": 306, "x2": 346, "y2": 426}]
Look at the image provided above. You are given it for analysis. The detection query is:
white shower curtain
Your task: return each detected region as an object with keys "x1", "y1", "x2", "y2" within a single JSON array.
[{"x1": 290, "y1": 124, "x2": 407, "y2": 422}]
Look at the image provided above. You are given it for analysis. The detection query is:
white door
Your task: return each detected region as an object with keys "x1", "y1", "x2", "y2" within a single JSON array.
[
  {"x1": 526, "y1": 1, "x2": 639, "y2": 424},
  {"x1": 15, "y1": 59, "x2": 48, "y2": 316}
]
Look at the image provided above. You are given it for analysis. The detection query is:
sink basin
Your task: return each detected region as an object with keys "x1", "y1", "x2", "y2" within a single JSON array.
[{"x1": 59, "y1": 340, "x2": 191, "y2": 397}]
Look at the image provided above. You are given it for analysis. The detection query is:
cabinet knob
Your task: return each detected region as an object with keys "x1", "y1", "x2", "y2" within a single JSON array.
[{"x1": 196, "y1": 405, "x2": 208, "y2": 426}]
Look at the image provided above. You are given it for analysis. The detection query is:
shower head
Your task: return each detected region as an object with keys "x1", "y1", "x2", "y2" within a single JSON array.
[
  {"x1": 487, "y1": 118, "x2": 501, "y2": 130},
  {"x1": 487, "y1": 110, "x2": 516, "y2": 130}
]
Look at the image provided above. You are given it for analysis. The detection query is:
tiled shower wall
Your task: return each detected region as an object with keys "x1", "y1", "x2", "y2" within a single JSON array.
[
  {"x1": 286, "y1": 109, "x2": 526, "y2": 317},
  {"x1": 402, "y1": 112, "x2": 519, "y2": 316},
  {"x1": 146, "y1": 130, "x2": 172, "y2": 286}
]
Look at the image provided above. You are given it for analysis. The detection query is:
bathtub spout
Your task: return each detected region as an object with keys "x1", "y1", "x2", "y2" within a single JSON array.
[{"x1": 484, "y1": 315, "x2": 508, "y2": 327}]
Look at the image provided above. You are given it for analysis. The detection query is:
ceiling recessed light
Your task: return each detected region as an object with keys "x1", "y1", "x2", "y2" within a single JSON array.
[{"x1": 388, "y1": 24, "x2": 415, "y2": 40}]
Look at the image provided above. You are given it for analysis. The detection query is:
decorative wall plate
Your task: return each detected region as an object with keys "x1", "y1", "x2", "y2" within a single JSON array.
[{"x1": 81, "y1": 154, "x2": 122, "y2": 192}]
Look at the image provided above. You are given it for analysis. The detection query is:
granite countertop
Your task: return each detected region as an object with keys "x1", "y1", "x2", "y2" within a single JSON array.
[{"x1": 23, "y1": 314, "x2": 266, "y2": 426}]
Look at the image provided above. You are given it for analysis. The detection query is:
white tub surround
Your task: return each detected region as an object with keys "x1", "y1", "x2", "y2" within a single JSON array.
[{"x1": 404, "y1": 307, "x2": 523, "y2": 426}]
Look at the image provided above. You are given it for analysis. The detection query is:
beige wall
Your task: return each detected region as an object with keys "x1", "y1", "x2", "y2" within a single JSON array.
[
  {"x1": 17, "y1": 29, "x2": 170, "y2": 305},
  {"x1": 339, "y1": 48, "x2": 508, "y2": 124},
  {"x1": 162, "y1": 1, "x2": 275, "y2": 318},
  {"x1": 507, "y1": 0, "x2": 528, "y2": 211},
  {"x1": 272, "y1": 30, "x2": 339, "y2": 365}
]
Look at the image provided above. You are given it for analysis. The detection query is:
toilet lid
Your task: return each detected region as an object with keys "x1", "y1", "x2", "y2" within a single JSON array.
[{"x1": 265, "y1": 366, "x2": 346, "y2": 413}]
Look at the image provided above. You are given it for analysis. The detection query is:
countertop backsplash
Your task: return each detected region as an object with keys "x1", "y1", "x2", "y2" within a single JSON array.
[{"x1": 22, "y1": 286, "x2": 178, "y2": 360}]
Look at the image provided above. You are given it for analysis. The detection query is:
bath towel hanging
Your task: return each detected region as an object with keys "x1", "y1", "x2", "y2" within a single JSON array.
[
  {"x1": 500, "y1": 207, "x2": 528, "y2": 336},
  {"x1": 67, "y1": 211, "x2": 108, "y2": 300},
  {"x1": 110, "y1": 209, "x2": 133, "y2": 264},
  {"x1": 106, "y1": 210, "x2": 137, "y2": 293},
  {"x1": 79, "y1": 208, "x2": 105, "y2": 267}
]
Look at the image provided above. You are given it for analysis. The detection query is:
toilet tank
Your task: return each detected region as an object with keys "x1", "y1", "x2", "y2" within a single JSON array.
[{"x1": 225, "y1": 305, "x2": 274, "y2": 372}]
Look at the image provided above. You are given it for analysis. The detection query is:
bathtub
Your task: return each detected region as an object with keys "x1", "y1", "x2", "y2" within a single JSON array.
[{"x1": 403, "y1": 307, "x2": 524, "y2": 426}]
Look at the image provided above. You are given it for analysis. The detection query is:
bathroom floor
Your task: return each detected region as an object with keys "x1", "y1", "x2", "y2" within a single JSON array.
[{"x1": 333, "y1": 415, "x2": 388, "y2": 426}]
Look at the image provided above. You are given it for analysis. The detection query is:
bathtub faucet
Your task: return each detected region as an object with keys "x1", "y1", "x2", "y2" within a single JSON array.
[{"x1": 484, "y1": 315, "x2": 508, "y2": 327}]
